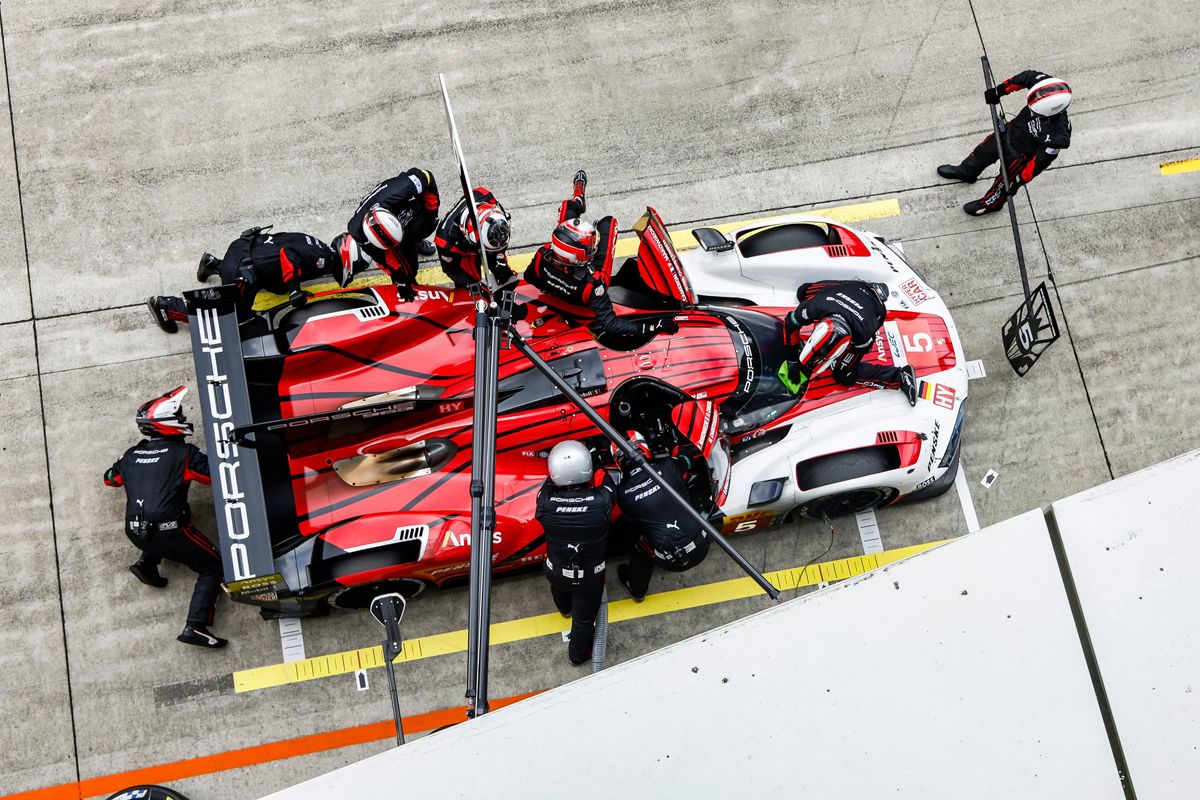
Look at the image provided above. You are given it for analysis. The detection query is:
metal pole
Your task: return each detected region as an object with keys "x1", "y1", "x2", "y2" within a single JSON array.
[
  {"x1": 384, "y1": 659, "x2": 405, "y2": 746},
  {"x1": 469, "y1": 305, "x2": 501, "y2": 717},
  {"x1": 507, "y1": 327, "x2": 780, "y2": 601},
  {"x1": 464, "y1": 297, "x2": 490, "y2": 709},
  {"x1": 981, "y1": 55, "x2": 1032, "y2": 302}
]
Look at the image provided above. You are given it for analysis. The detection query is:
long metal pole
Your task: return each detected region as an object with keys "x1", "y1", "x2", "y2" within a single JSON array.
[
  {"x1": 507, "y1": 327, "x2": 780, "y2": 601},
  {"x1": 981, "y1": 55, "x2": 1032, "y2": 302},
  {"x1": 464, "y1": 298, "x2": 490, "y2": 710}
]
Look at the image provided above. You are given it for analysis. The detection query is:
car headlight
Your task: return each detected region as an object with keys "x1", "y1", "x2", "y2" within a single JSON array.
[{"x1": 748, "y1": 477, "x2": 787, "y2": 507}]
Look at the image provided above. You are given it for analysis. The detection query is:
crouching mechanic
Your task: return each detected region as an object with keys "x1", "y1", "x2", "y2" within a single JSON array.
[
  {"x1": 346, "y1": 167, "x2": 439, "y2": 301},
  {"x1": 524, "y1": 171, "x2": 677, "y2": 345},
  {"x1": 147, "y1": 228, "x2": 367, "y2": 333},
  {"x1": 434, "y1": 186, "x2": 513, "y2": 289},
  {"x1": 938, "y1": 71, "x2": 1072, "y2": 215},
  {"x1": 103, "y1": 387, "x2": 227, "y2": 648},
  {"x1": 614, "y1": 432, "x2": 711, "y2": 602},
  {"x1": 535, "y1": 440, "x2": 615, "y2": 666},
  {"x1": 781, "y1": 280, "x2": 917, "y2": 406}
]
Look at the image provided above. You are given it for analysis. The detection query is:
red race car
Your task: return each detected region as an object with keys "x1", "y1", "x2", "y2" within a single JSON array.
[{"x1": 185, "y1": 210, "x2": 959, "y2": 616}]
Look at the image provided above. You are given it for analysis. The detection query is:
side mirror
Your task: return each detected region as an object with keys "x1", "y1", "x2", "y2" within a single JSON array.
[{"x1": 692, "y1": 227, "x2": 735, "y2": 253}]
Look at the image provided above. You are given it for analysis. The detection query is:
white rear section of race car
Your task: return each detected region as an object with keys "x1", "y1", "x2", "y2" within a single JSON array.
[{"x1": 679, "y1": 214, "x2": 969, "y2": 524}]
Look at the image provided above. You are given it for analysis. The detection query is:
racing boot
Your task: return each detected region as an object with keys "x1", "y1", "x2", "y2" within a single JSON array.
[
  {"x1": 146, "y1": 296, "x2": 179, "y2": 334},
  {"x1": 129, "y1": 558, "x2": 167, "y2": 588},
  {"x1": 417, "y1": 239, "x2": 436, "y2": 257},
  {"x1": 617, "y1": 563, "x2": 645, "y2": 603},
  {"x1": 937, "y1": 164, "x2": 976, "y2": 183},
  {"x1": 963, "y1": 199, "x2": 998, "y2": 216},
  {"x1": 899, "y1": 365, "x2": 918, "y2": 407},
  {"x1": 178, "y1": 625, "x2": 228, "y2": 649},
  {"x1": 572, "y1": 169, "x2": 588, "y2": 202},
  {"x1": 196, "y1": 252, "x2": 220, "y2": 282}
]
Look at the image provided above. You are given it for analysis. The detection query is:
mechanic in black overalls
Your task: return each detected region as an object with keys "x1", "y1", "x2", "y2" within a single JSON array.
[
  {"x1": 614, "y1": 432, "x2": 711, "y2": 601},
  {"x1": 146, "y1": 227, "x2": 366, "y2": 332},
  {"x1": 434, "y1": 186, "x2": 514, "y2": 289},
  {"x1": 346, "y1": 167, "x2": 440, "y2": 301},
  {"x1": 535, "y1": 440, "x2": 615, "y2": 665},
  {"x1": 103, "y1": 387, "x2": 227, "y2": 648},
  {"x1": 938, "y1": 70, "x2": 1072, "y2": 215},
  {"x1": 782, "y1": 280, "x2": 918, "y2": 406},
  {"x1": 523, "y1": 171, "x2": 677, "y2": 344}
]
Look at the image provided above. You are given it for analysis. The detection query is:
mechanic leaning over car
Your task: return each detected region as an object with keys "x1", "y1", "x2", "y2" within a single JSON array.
[
  {"x1": 938, "y1": 71, "x2": 1072, "y2": 216},
  {"x1": 783, "y1": 280, "x2": 918, "y2": 406},
  {"x1": 613, "y1": 431, "x2": 711, "y2": 602},
  {"x1": 535, "y1": 440, "x2": 615, "y2": 666},
  {"x1": 103, "y1": 387, "x2": 227, "y2": 649},
  {"x1": 434, "y1": 186, "x2": 514, "y2": 289},
  {"x1": 146, "y1": 227, "x2": 366, "y2": 333},
  {"x1": 344, "y1": 167, "x2": 440, "y2": 301},
  {"x1": 523, "y1": 171, "x2": 678, "y2": 345}
]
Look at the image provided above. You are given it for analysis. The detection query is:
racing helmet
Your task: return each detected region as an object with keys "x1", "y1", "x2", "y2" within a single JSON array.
[
  {"x1": 136, "y1": 386, "x2": 193, "y2": 438},
  {"x1": 611, "y1": 430, "x2": 652, "y2": 463},
  {"x1": 798, "y1": 316, "x2": 853, "y2": 378},
  {"x1": 1027, "y1": 77, "x2": 1072, "y2": 116},
  {"x1": 549, "y1": 218, "x2": 598, "y2": 265},
  {"x1": 332, "y1": 233, "x2": 372, "y2": 287},
  {"x1": 548, "y1": 440, "x2": 594, "y2": 487},
  {"x1": 465, "y1": 206, "x2": 512, "y2": 253},
  {"x1": 363, "y1": 205, "x2": 404, "y2": 251}
]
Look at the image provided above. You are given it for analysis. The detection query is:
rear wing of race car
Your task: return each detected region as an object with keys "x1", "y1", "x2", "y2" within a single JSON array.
[{"x1": 184, "y1": 286, "x2": 287, "y2": 601}]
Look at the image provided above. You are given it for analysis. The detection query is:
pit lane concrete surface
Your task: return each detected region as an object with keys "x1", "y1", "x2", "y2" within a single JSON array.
[{"x1": 0, "y1": 1, "x2": 1196, "y2": 797}]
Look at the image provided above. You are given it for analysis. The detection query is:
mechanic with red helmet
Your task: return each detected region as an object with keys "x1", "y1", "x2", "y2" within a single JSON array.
[
  {"x1": 535, "y1": 440, "x2": 615, "y2": 665},
  {"x1": 938, "y1": 71, "x2": 1073, "y2": 215},
  {"x1": 613, "y1": 431, "x2": 711, "y2": 602},
  {"x1": 782, "y1": 280, "x2": 918, "y2": 406},
  {"x1": 434, "y1": 186, "x2": 514, "y2": 289},
  {"x1": 346, "y1": 167, "x2": 440, "y2": 301},
  {"x1": 147, "y1": 228, "x2": 363, "y2": 333},
  {"x1": 103, "y1": 387, "x2": 227, "y2": 649},
  {"x1": 524, "y1": 171, "x2": 678, "y2": 344}
]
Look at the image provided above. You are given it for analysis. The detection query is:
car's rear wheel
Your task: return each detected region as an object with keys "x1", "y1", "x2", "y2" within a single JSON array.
[
  {"x1": 797, "y1": 486, "x2": 898, "y2": 520},
  {"x1": 328, "y1": 577, "x2": 427, "y2": 610}
]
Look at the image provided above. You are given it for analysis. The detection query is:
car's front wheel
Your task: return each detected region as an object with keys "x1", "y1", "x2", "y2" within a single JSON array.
[{"x1": 797, "y1": 486, "x2": 898, "y2": 520}]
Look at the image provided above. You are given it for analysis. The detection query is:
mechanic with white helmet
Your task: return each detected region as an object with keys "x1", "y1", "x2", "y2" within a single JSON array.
[
  {"x1": 103, "y1": 387, "x2": 227, "y2": 649},
  {"x1": 346, "y1": 167, "x2": 440, "y2": 301},
  {"x1": 524, "y1": 171, "x2": 678, "y2": 344},
  {"x1": 938, "y1": 71, "x2": 1073, "y2": 215},
  {"x1": 433, "y1": 186, "x2": 514, "y2": 289},
  {"x1": 782, "y1": 281, "x2": 918, "y2": 406},
  {"x1": 613, "y1": 431, "x2": 711, "y2": 603},
  {"x1": 146, "y1": 228, "x2": 362, "y2": 333},
  {"x1": 535, "y1": 440, "x2": 616, "y2": 665}
]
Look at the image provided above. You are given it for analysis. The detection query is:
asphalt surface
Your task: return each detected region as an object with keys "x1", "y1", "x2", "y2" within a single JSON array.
[{"x1": 0, "y1": 1, "x2": 1196, "y2": 797}]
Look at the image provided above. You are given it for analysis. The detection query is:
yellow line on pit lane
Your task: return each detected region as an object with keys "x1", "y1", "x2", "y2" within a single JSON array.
[
  {"x1": 232, "y1": 537, "x2": 946, "y2": 694},
  {"x1": 1160, "y1": 157, "x2": 1200, "y2": 176},
  {"x1": 252, "y1": 197, "x2": 902, "y2": 309}
]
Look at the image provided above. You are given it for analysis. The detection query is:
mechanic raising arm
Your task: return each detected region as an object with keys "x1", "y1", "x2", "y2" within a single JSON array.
[
  {"x1": 434, "y1": 186, "x2": 514, "y2": 289},
  {"x1": 147, "y1": 228, "x2": 367, "y2": 333},
  {"x1": 103, "y1": 387, "x2": 227, "y2": 649},
  {"x1": 345, "y1": 167, "x2": 440, "y2": 301},
  {"x1": 938, "y1": 71, "x2": 1072, "y2": 216},
  {"x1": 613, "y1": 432, "x2": 711, "y2": 602},
  {"x1": 535, "y1": 440, "x2": 615, "y2": 666},
  {"x1": 782, "y1": 280, "x2": 918, "y2": 406},
  {"x1": 523, "y1": 171, "x2": 677, "y2": 345}
]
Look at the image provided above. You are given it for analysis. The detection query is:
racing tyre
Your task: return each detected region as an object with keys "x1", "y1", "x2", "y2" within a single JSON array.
[
  {"x1": 328, "y1": 577, "x2": 427, "y2": 610},
  {"x1": 106, "y1": 788, "x2": 191, "y2": 800},
  {"x1": 797, "y1": 487, "x2": 898, "y2": 520},
  {"x1": 794, "y1": 447, "x2": 900, "y2": 519}
]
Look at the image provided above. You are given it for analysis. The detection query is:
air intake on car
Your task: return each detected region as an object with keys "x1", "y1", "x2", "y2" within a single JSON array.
[
  {"x1": 824, "y1": 244, "x2": 850, "y2": 258},
  {"x1": 355, "y1": 304, "x2": 388, "y2": 320}
]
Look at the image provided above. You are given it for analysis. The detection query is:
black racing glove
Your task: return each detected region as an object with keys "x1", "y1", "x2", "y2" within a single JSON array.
[
  {"x1": 395, "y1": 282, "x2": 417, "y2": 303},
  {"x1": 288, "y1": 289, "x2": 310, "y2": 308},
  {"x1": 648, "y1": 317, "x2": 679, "y2": 335},
  {"x1": 984, "y1": 88, "x2": 1000, "y2": 105}
]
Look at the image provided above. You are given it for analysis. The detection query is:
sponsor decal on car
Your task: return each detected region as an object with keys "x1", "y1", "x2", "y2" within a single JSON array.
[
  {"x1": 442, "y1": 530, "x2": 503, "y2": 549},
  {"x1": 900, "y1": 278, "x2": 930, "y2": 306},
  {"x1": 917, "y1": 381, "x2": 957, "y2": 410},
  {"x1": 722, "y1": 511, "x2": 776, "y2": 534},
  {"x1": 925, "y1": 421, "x2": 941, "y2": 470}
]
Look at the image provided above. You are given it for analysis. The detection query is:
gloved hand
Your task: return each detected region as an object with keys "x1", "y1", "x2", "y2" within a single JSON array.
[
  {"x1": 395, "y1": 282, "x2": 417, "y2": 303},
  {"x1": 650, "y1": 317, "x2": 679, "y2": 335},
  {"x1": 777, "y1": 360, "x2": 808, "y2": 395},
  {"x1": 984, "y1": 87, "x2": 1000, "y2": 105},
  {"x1": 288, "y1": 289, "x2": 310, "y2": 308}
]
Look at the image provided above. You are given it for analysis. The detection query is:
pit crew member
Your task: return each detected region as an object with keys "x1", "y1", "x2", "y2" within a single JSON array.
[
  {"x1": 535, "y1": 440, "x2": 615, "y2": 666},
  {"x1": 938, "y1": 71, "x2": 1072, "y2": 215},
  {"x1": 434, "y1": 186, "x2": 514, "y2": 288},
  {"x1": 782, "y1": 280, "x2": 918, "y2": 406},
  {"x1": 103, "y1": 387, "x2": 227, "y2": 649},
  {"x1": 346, "y1": 167, "x2": 439, "y2": 300}
]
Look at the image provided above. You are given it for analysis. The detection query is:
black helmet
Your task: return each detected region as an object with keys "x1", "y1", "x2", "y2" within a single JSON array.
[{"x1": 136, "y1": 386, "x2": 193, "y2": 438}]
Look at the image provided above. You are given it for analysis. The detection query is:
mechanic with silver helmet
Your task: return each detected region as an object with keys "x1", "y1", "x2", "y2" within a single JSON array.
[
  {"x1": 613, "y1": 431, "x2": 711, "y2": 603},
  {"x1": 782, "y1": 280, "x2": 918, "y2": 406},
  {"x1": 524, "y1": 171, "x2": 678, "y2": 344},
  {"x1": 346, "y1": 167, "x2": 440, "y2": 301},
  {"x1": 103, "y1": 388, "x2": 227, "y2": 648},
  {"x1": 434, "y1": 186, "x2": 514, "y2": 289},
  {"x1": 938, "y1": 71, "x2": 1073, "y2": 216},
  {"x1": 146, "y1": 228, "x2": 362, "y2": 333},
  {"x1": 535, "y1": 440, "x2": 615, "y2": 665}
]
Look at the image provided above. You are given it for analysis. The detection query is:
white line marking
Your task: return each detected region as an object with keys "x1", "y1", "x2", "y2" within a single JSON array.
[
  {"x1": 279, "y1": 617, "x2": 306, "y2": 662},
  {"x1": 955, "y1": 461, "x2": 981, "y2": 533},
  {"x1": 855, "y1": 508, "x2": 884, "y2": 554},
  {"x1": 965, "y1": 359, "x2": 987, "y2": 380}
]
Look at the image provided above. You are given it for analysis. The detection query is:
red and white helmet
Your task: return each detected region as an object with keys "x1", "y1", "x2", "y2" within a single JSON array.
[
  {"x1": 136, "y1": 386, "x2": 193, "y2": 437},
  {"x1": 550, "y1": 218, "x2": 598, "y2": 265},
  {"x1": 798, "y1": 316, "x2": 852, "y2": 378},
  {"x1": 611, "y1": 430, "x2": 652, "y2": 463},
  {"x1": 363, "y1": 205, "x2": 404, "y2": 251},
  {"x1": 332, "y1": 233, "x2": 372, "y2": 287},
  {"x1": 1027, "y1": 77, "x2": 1072, "y2": 116},
  {"x1": 465, "y1": 206, "x2": 512, "y2": 253}
]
